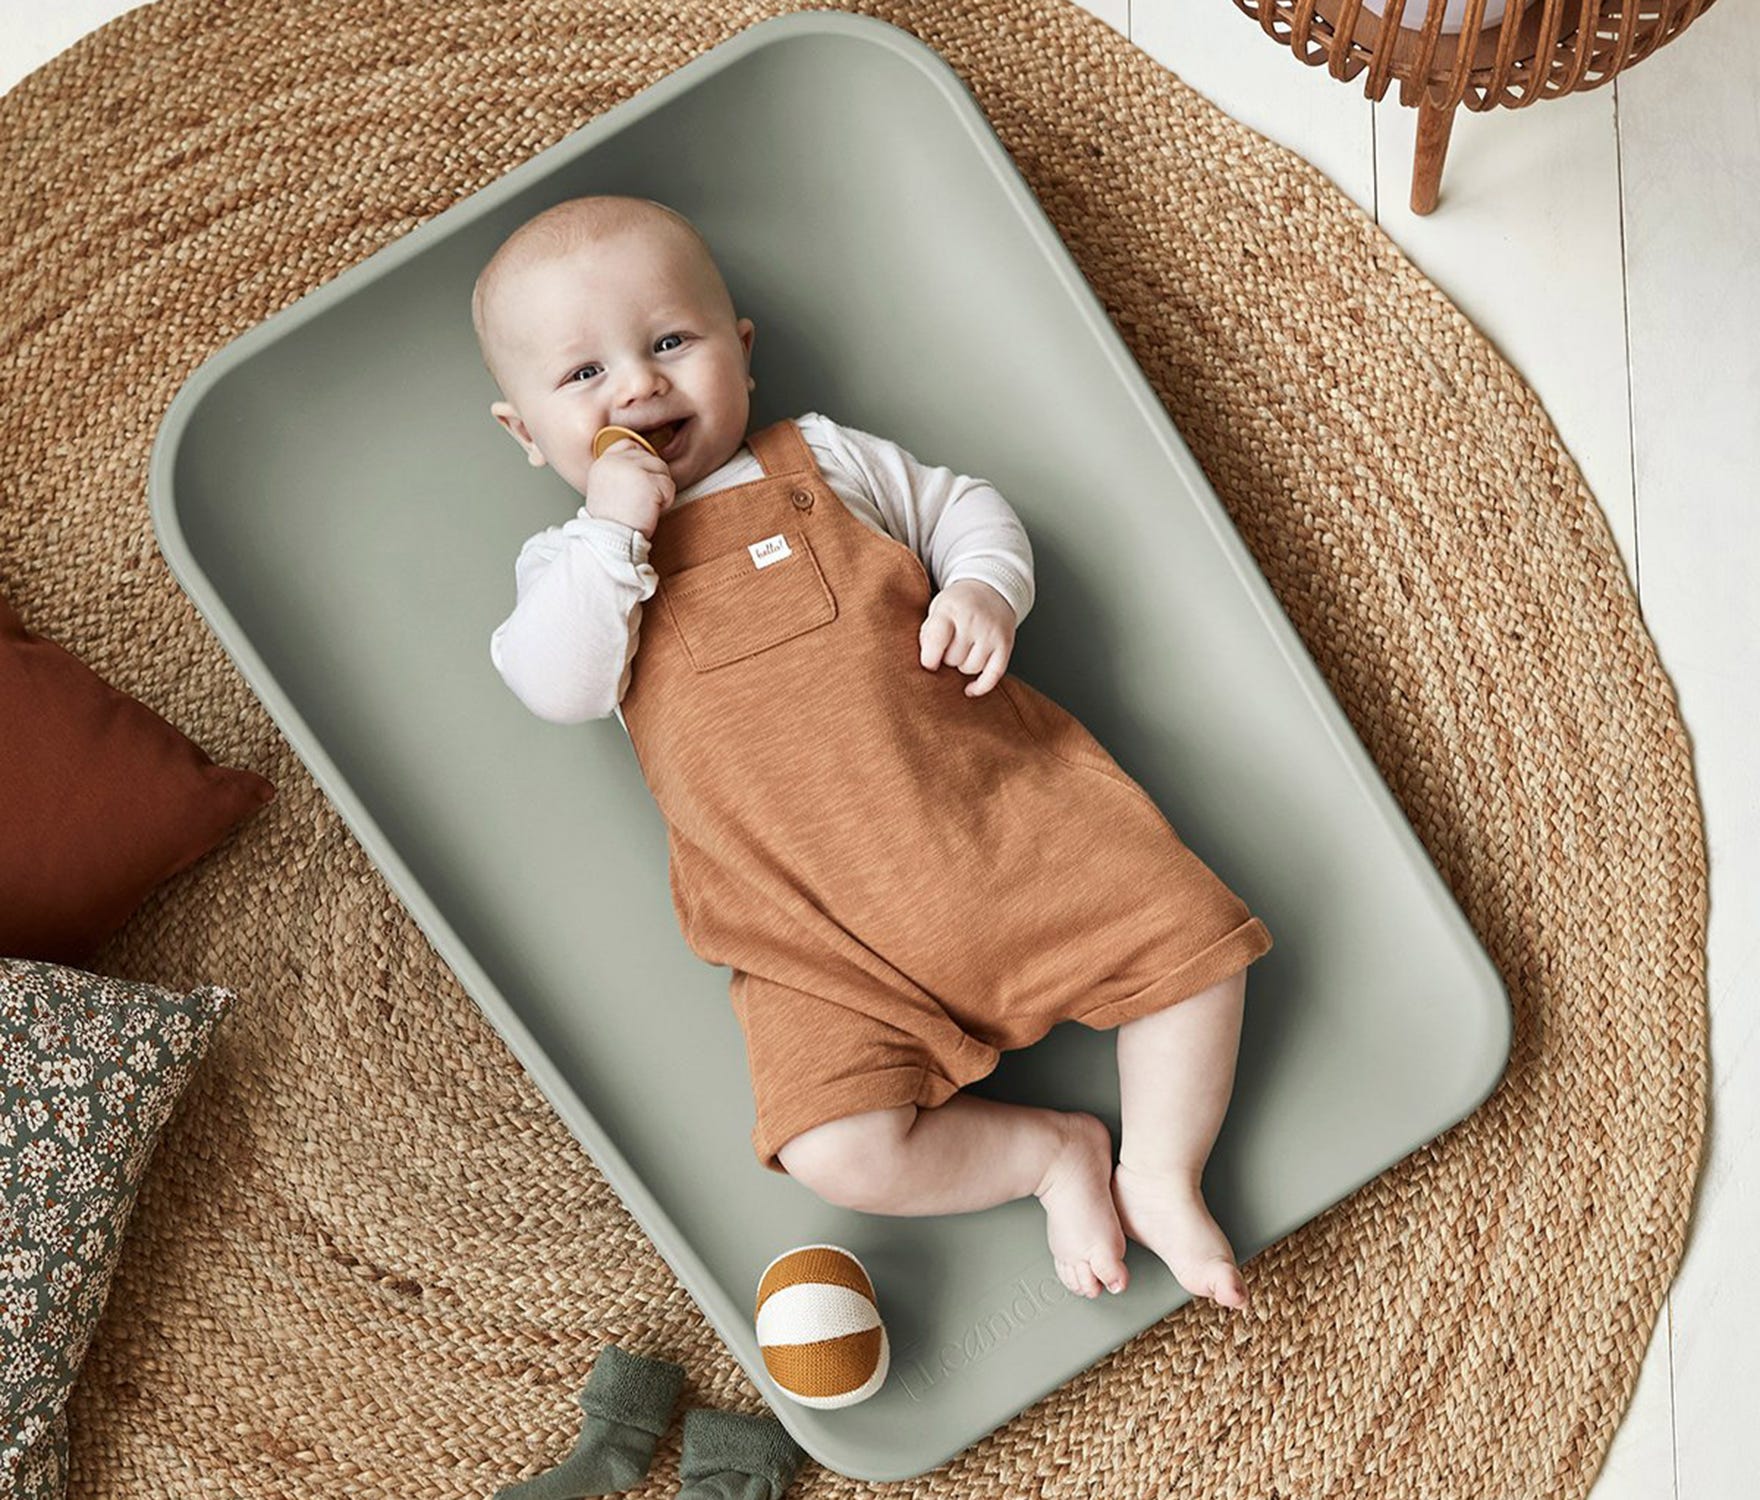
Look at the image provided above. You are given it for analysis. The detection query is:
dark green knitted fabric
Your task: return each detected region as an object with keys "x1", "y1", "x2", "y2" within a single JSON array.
[
  {"x1": 675, "y1": 1408, "x2": 808, "y2": 1500},
  {"x1": 495, "y1": 1346, "x2": 686, "y2": 1500}
]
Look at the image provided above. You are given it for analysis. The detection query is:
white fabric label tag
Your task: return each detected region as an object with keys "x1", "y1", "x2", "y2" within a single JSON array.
[{"x1": 749, "y1": 533, "x2": 792, "y2": 569}]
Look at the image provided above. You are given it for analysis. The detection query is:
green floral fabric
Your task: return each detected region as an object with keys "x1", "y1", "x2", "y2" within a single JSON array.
[{"x1": 1, "y1": 958, "x2": 235, "y2": 1498}]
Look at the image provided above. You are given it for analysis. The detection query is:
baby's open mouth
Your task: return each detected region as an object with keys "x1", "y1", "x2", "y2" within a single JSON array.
[
  {"x1": 639, "y1": 418, "x2": 687, "y2": 453},
  {"x1": 592, "y1": 418, "x2": 691, "y2": 461}
]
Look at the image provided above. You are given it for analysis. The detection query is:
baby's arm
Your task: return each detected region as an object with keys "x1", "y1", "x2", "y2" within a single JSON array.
[
  {"x1": 819, "y1": 417, "x2": 1035, "y2": 626},
  {"x1": 488, "y1": 510, "x2": 657, "y2": 723}
]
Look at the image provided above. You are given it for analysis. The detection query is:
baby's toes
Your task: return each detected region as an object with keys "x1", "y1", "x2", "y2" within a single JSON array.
[
  {"x1": 1185, "y1": 1256, "x2": 1248, "y2": 1308},
  {"x1": 1057, "y1": 1257, "x2": 1102, "y2": 1299},
  {"x1": 1214, "y1": 1265, "x2": 1249, "y2": 1309},
  {"x1": 1091, "y1": 1248, "x2": 1129, "y2": 1296}
]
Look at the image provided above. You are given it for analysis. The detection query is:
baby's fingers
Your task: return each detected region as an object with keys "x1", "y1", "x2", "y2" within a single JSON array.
[
  {"x1": 965, "y1": 645, "x2": 1007, "y2": 697},
  {"x1": 920, "y1": 610, "x2": 957, "y2": 671}
]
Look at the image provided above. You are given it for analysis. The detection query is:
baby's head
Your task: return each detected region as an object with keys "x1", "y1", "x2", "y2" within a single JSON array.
[{"x1": 472, "y1": 195, "x2": 756, "y2": 497}]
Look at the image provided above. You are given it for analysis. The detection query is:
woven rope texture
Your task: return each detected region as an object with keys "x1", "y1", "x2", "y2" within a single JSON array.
[{"x1": 0, "y1": 1, "x2": 1707, "y2": 1495}]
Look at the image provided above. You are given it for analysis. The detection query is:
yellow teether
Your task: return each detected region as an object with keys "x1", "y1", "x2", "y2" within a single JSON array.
[{"x1": 592, "y1": 425, "x2": 659, "y2": 460}]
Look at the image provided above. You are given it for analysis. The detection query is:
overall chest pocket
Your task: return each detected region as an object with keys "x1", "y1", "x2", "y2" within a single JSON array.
[{"x1": 659, "y1": 530, "x2": 837, "y2": 671}]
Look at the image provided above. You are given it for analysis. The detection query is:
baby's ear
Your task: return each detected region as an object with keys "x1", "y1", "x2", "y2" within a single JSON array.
[{"x1": 490, "y1": 401, "x2": 546, "y2": 468}]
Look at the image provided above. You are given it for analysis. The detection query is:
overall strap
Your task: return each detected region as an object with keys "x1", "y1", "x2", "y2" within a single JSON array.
[{"x1": 746, "y1": 417, "x2": 815, "y2": 479}]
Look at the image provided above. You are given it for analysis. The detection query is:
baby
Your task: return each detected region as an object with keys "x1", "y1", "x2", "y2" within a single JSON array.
[{"x1": 476, "y1": 196, "x2": 1272, "y2": 1309}]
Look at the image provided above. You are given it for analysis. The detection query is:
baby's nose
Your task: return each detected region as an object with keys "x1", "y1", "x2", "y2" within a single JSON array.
[{"x1": 618, "y1": 367, "x2": 667, "y2": 402}]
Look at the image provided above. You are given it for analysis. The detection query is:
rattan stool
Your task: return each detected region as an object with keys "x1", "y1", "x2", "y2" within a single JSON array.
[{"x1": 1226, "y1": 0, "x2": 1723, "y2": 213}]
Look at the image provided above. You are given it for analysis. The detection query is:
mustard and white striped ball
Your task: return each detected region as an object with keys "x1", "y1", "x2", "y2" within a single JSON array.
[{"x1": 754, "y1": 1244, "x2": 889, "y2": 1408}]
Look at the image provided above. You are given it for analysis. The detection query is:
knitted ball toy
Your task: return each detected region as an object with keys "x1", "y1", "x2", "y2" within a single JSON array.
[{"x1": 754, "y1": 1244, "x2": 889, "y2": 1408}]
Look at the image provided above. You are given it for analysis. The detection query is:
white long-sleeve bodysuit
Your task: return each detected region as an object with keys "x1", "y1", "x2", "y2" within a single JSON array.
[{"x1": 489, "y1": 412, "x2": 1037, "y2": 734}]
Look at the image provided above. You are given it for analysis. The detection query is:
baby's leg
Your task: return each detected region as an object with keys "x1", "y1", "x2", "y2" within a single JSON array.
[
  {"x1": 776, "y1": 1095, "x2": 1131, "y2": 1299},
  {"x1": 1111, "y1": 968, "x2": 1251, "y2": 1308}
]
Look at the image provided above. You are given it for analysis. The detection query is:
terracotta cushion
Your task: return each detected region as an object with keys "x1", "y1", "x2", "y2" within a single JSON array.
[{"x1": 0, "y1": 590, "x2": 275, "y2": 965}]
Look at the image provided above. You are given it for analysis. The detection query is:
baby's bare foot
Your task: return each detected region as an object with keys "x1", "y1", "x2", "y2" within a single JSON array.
[
  {"x1": 1110, "y1": 1161, "x2": 1248, "y2": 1309},
  {"x1": 1034, "y1": 1113, "x2": 1129, "y2": 1299}
]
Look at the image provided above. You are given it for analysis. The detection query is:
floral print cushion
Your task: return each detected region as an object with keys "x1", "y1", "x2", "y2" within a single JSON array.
[{"x1": 1, "y1": 958, "x2": 236, "y2": 1499}]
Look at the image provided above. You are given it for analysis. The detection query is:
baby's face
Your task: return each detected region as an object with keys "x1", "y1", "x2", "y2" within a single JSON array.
[{"x1": 486, "y1": 229, "x2": 755, "y2": 497}]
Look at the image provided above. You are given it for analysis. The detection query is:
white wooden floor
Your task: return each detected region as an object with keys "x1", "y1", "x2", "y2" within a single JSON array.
[{"x1": 4, "y1": 1, "x2": 1755, "y2": 1493}]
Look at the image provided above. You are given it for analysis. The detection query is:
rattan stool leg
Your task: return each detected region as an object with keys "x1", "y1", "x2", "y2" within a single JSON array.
[{"x1": 1412, "y1": 95, "x2": 1456, "y2": 215}]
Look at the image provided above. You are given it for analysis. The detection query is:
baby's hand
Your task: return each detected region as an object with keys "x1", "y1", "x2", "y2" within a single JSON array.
[
  {"x1": 920, "y1": 579, "x2": 1015, "y2": 697},
  {"x1": 584, "y1": 441, "x2": 676, "y2": 539}
]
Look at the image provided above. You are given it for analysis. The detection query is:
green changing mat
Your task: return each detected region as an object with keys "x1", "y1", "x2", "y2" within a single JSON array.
[{"x1": 147, "y1": 10, "x2": 1510, "y2": 1482}]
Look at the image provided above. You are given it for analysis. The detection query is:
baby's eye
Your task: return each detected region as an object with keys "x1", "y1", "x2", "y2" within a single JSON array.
[
  {"x1": 656, "y1": 333, "x2": 686, "y2": 352},
  {"x1": 567, "y1": 363, "x2": 601, "y2": 383}
]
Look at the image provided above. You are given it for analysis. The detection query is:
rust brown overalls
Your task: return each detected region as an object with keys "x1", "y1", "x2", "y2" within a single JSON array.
[{"x1": 618, "y1": 418, "x2": 1271, "y2": 1174}]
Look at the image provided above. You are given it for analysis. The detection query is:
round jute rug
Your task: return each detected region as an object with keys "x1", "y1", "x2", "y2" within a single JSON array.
[{"x1": 0, "y1": 1, "x2": 1709, "y2": 1495}]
